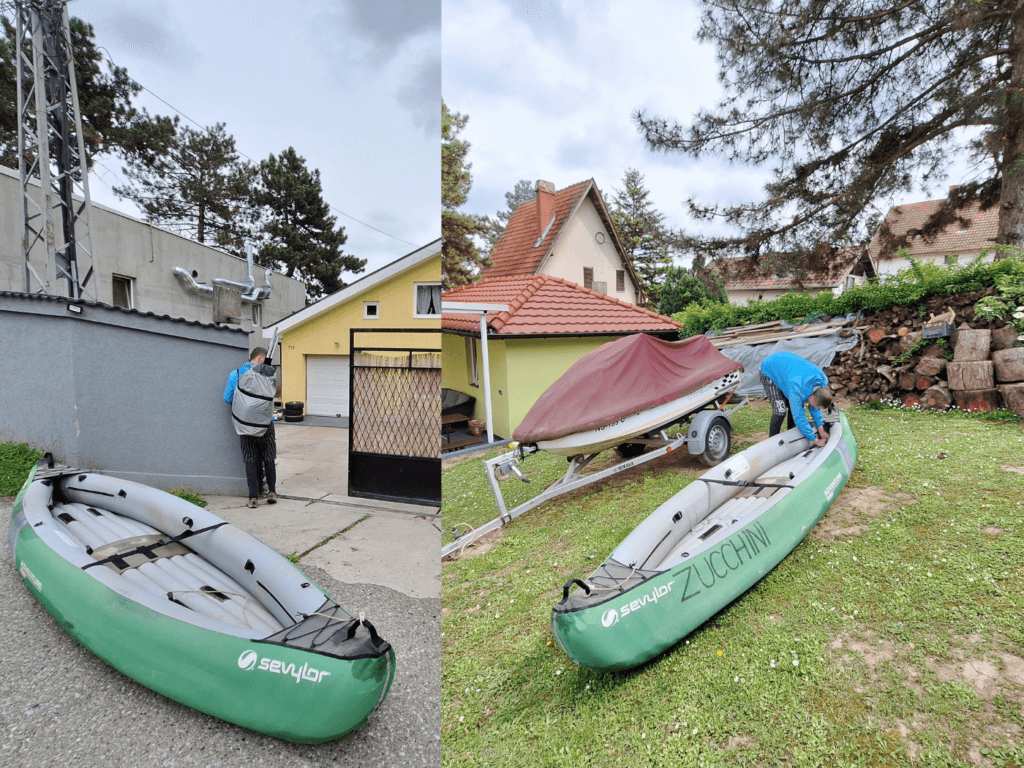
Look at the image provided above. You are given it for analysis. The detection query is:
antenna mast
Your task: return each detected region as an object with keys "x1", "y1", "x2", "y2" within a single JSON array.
[{"x1": 14, "y1": 0, "x2": 98, "y2": 300}]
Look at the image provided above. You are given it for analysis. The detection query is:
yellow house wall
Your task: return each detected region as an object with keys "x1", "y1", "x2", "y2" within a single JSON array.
[
  {"x1": 441, "y1": 332, "x2": 630, "y2": 440},
  {"x1": 280, "y1": 255, "x2": 441, "y2": 405},
  {"x1": 503, "y1": 336, "x2": 614, "y2": 436},
  {"x1": 441, "y1": 332, "x2": 512, "y2": 437}
]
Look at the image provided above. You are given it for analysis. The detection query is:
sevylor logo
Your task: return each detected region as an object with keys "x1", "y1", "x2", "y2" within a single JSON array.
[
  {"x1": 824, "y1": 472, "x2": 844, "y2": 501},
  {"x1": 237, "y1": 650, "x2": 331, "y2": 684},
  {"x1": 601, "y1": 581, "x2": 674, "y2": 629}
]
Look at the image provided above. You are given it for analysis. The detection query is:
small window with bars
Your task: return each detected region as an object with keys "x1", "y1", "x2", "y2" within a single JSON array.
[
  {"x1": 583, "y1": 267, "x2": 594, "y2": 290},
  {"x1": 616, "y1": 270, "x2": 625, "y2": 292}
]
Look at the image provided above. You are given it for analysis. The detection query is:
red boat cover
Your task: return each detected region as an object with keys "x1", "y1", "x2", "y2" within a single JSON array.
[{"x1": 513, "y1": 333, "x2": 743, "y2": 444}]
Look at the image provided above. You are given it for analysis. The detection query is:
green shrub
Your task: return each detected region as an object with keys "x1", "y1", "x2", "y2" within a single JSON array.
[
  {"x1": 0, "y1": 443, "x2": 44, "y2": 496},
  {"x1": 170, "y1": 488, "x2": 207, "y2": 508},
  {"x1": 673, "y1": 252, "x2": 1024, "y2": 338}
]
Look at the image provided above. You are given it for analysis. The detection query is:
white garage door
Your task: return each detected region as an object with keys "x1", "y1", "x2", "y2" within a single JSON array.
[{"x1": 306, "y1": 355, "x2": 350, "y2": 417}]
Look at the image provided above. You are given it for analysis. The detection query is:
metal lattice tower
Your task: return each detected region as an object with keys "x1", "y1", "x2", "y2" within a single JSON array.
[{"x1": 15, "y1": 0, "x2": 97, "y2": 300}]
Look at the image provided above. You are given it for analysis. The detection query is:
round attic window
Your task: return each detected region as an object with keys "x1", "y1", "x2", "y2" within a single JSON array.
[{"x1": 595, "y1": 232, "x2": 606, "y2": 244}]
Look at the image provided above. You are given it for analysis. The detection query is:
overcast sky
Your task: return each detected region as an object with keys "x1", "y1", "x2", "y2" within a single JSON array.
[
  {"x1": 442, "y1": 0, "x2": 963, "y2": 268},
  {"x1": 70, "y1": 0, "x2": 439, "y2": 278}
]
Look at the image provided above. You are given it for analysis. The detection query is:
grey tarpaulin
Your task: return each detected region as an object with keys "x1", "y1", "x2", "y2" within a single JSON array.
[{"x1": 718, "y1": 328, "x2": 860, "y2": 397}]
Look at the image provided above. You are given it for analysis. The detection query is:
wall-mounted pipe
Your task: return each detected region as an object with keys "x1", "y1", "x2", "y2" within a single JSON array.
[{"x1": 172, "y1": 243, "x2": 273, "y2": 304}]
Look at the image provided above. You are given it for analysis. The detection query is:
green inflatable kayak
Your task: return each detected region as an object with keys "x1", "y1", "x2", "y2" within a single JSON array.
[
  {"x1": 9, "y1": 457, "x2": 395, "y2": 743},
  {"x1": 552, "y1": 411, "x2": 857, "y2": 671}
]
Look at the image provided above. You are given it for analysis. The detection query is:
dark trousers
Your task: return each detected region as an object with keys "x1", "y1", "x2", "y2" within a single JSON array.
[
  {"x1": 240, "y1": 421, "x2": 276, "y2": 499},
  {"x1": 760, "y1": 371, "x2": 795, "y2": 436}
]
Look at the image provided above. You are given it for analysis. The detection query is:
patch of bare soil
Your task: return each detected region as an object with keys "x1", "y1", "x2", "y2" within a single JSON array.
[
  {"x1": 828, "y1": 633, "x2": 1024, "y2": 764},
  {"x1": 828, "y1": 630, "x2": 899, "y2": 692},
  {"x1": 810, "y1": 486, "x2": 906, "y2": 541},
  {"x1": 1001, "y1": 466, "x2": 1024, "y2": 476},
  {"x1": 443, "y1": 526, "x2": 506, "y2": 561},
  {"x1": 559, "y1": 447, "x2": 705, "y2": 499}
]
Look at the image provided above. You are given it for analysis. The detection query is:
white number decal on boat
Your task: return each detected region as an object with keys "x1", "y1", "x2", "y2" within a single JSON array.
[
  {"x1": 19, "y1": 562, "x2": 41, "y2": 592},
  {"x1": 602, "y1": 581, "x2": 674, "y2": 628},
  {"x1": 824, "y1": 472, "x2": 844, "y2": 501},
  {"x1": 237, "y1": 650, "x2": 331, "y2": 684}
]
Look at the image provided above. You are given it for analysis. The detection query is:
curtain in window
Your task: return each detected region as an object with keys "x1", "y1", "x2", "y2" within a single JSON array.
[{"x1": 417, "y1": 284, "x2": 442, "y2": 315}]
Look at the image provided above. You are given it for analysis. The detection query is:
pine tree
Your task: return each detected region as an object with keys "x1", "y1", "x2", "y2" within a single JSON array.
[
  {"x1": 609, "y1": 168, "x2": 673, "y2": 306},
  {"x1": 114, "y1": 121, "x2": 255, "y2": 246},
  {"x1": 1, "y1": 16, "x2": 166, "y2": 168},
  {"x1": 635, "y1": 0, "x2": 1024, "y2": 270},
  {"x1": 442, "y1": 101, "x2": 489, "y2": 290},
  {"x1": 253, "y1": 147, "x2": 365, "y2": 301},
  {"x1": 481, "y1": 179, "x2": 536, "y2": 251}
]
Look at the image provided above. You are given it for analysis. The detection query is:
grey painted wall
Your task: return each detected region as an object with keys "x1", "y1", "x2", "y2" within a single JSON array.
[
  {"x1": 0, "y1": 165, "x2": 307, "y2": 346},
  {"x1": 1, "y1": 292, "x2": 255, "y2": 495}
]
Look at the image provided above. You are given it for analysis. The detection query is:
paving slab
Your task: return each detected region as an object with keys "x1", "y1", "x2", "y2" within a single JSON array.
[
  {"x1": 204, "y1": 495, "x2": 365, "y2": 560},
  {"x1": 304, "y1": 511, "x2": 441, "y2": 599}
]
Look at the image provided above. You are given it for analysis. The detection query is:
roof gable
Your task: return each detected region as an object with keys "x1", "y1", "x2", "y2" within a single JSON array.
[
  {"x1": 442, "y1": 274, "x2": 681, "y2": 336},
  {"x1": 266, "y1": 239, "x2": 440, "y2": 335},
  {"x1": 482, "y1": 180, "x2": 643, "y2": 296}
]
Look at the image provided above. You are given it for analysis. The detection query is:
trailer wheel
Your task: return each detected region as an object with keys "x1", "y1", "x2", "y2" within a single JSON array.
[
  {"x1": 699, "y1": 416, "x2": 731, "y2": 466},
  {"x1": 614, "y1": 442, "x2": 646, "y2": 459}
]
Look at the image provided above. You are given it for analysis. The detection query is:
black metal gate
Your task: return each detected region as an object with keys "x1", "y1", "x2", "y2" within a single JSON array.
[{"x1": 348, "y1": 328, "x2": 440, "y2": 506}]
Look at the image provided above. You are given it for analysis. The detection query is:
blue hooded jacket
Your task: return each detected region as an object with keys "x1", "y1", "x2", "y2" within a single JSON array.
[
  {"x1": 223, "y1": 361, "x2": 252, "y2": 404},
  {"x1": 760, "y1": 351, "x2": 828, "y2": 441}
]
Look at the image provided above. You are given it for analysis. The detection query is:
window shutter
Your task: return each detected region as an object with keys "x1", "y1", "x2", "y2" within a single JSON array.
[
  {"x1": 616, "y1": 270, "x2": 625, "y2": 292},
  {"x1": 583, "y1": 267, "x2": 593, "y2": 290}
]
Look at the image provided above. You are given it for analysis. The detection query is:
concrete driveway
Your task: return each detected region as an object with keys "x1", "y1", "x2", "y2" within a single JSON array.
[{"x1": 0, "y1": 423, "x2": 441, "y2": 767}]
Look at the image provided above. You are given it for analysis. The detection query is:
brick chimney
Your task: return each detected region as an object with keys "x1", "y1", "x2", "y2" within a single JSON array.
[{"x1": 535, "y1": 180, "x2": 556, "y2": 246}]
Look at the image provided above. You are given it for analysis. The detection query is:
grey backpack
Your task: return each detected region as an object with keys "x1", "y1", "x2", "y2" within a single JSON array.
[{"x1": 230, "y1": 363, "x2": 277, "y2": 437}]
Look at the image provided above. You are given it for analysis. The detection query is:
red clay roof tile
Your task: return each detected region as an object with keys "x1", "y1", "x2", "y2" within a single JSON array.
[
  {"x1": 482, "y1": 181, "x2": 592, "y2": 279},
  {"x1": 868, "y1": 198, "x2": 998, "y2": 262},
  {"x1": 442, "y1": 275, "x2": 682, "y2": 335}
]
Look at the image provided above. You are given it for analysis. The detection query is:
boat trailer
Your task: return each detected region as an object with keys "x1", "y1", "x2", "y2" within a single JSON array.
[{"x1": 442, "y1": 395, "x2": 748, "y2": 558}]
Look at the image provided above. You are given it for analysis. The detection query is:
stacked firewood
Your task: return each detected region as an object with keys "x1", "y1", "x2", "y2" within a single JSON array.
[{"x1": 823, "y1": 290, "x2": 1024, "y2": 415}]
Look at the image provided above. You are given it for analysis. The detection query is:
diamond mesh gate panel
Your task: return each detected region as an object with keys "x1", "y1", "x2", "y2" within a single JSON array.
[{"x1": 350, "y1": 352, "x2": 441, "y2": 459}]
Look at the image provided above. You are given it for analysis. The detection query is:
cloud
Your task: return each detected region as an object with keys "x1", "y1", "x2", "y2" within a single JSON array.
[
  {"x1": 396, "y1": 52, "x2": 442, "y2": 136},
  {"x1": 86, "y1": 2, "x2": 198, "y2": 70},
  {"x1": 323, "y1": 0, "x2": 441, "y2": 65}
]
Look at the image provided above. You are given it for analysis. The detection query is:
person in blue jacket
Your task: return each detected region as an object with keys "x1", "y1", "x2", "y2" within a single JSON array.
[
  {"x1": 759, "y1": 350, "x2": 833, "y2": 447},
  {"x1": 224, "y1": 347, "x2": 277, "y2": 507}
]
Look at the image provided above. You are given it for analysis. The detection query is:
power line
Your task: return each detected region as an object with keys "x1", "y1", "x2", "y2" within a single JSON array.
[{"x1": 93, "y1": 44, "x2": 417, "y2": 247}]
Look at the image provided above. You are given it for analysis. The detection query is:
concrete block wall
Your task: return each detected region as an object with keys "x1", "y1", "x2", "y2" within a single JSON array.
[{"x1": 1, "y1": 292, "x2": 253, "y2": 495}]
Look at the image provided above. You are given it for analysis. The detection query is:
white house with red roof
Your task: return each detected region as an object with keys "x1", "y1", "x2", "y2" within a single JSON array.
[
  {"x1": 867, "y1": 197, "x2": 999, "y2": 277},
  {"x1": 442, "y1": 274, "x2": 681, "y2": 440},
  {"x1": 715, "y1": 249, "x2": 875, "y2": 306},
  {"x1": 483, "y1": 179, "x2": 643, "y2": 305}
]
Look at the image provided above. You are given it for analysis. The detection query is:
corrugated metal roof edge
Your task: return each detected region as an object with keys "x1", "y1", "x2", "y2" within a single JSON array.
[{"x1": 0, "y1": 290, "x2": 248, "y2": 334}]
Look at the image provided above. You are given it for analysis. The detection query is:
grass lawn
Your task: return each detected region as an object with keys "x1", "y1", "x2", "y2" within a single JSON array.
[{"x1": 441, "y1": 401, "x2": 1024, "y2": 767}]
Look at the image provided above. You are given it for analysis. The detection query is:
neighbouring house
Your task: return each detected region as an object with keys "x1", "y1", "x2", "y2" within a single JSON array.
[
  {"x1": 483, "y1": 179, "x2": 644, "y2": 305},
  {"x1": 867, "y1": 196, "x2": 999, "y2": 278},
  {"x1": 264, "y1": 239, "x2": 441, "y2": 420},
  {"x1": 0, "y1": 164, "x2": 306, "y2": 340},
  {"x1": 442, "y1": 274, "x2": 683, "y2": 439},
  {"x1": 714, "y1": 249, "x2": 876, "y2": 306}
]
